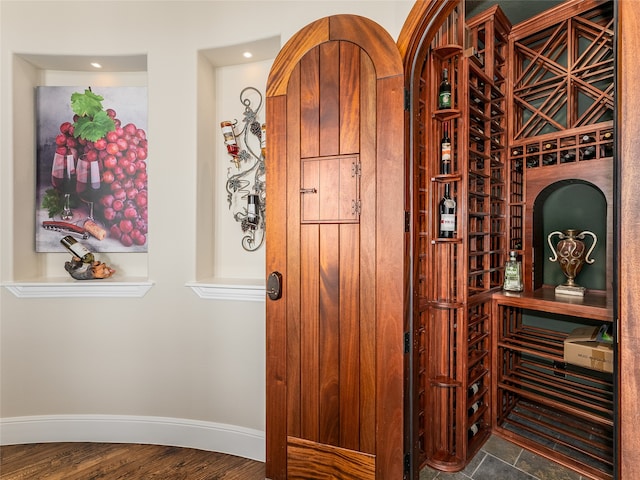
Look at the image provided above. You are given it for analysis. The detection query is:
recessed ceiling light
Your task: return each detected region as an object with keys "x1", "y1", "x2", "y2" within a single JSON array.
[
  {"x1": 243, "y1": 52, "x2": 253, "y2": 59},
  {"x1": 91, "y1": 62, "x2": 102, "y2": 68}
]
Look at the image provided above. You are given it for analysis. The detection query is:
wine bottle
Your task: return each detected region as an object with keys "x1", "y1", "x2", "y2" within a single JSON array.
[
  {"x1": 468, "y1": 401, "x2": 481, "y2": 416},
  {"x1": 542, "y1": 143, "x2": 556, "y2": 166},
  {"x1": 525, "y1": 144, "x2": 540, "y2": 168},
  {"x1": 440, "y1": 122, "x2": 451, "y2": 174},
  {"x1": 220, "y1": 121, "x2": 239, "y2": 159},
  {"x1": 468, "y1": 381, "x2": 480, "y2": 397},
  {"x1": 439, "y1": 183, "x2": 456, "y2": 238},
  {"x1": 438, "y1": 68, "x2": 452, "y2": 109},
  {"x1": 503, "y1": 251, "x2": 523, "y2": 292},
  {"x1": 247, "y1": 194, "x2": 259, "y2": 227},
  {"x1": 580, "y1": 134, "x2": 596, "y2": 160},
  {"x1": 468, "y1": 423, "x2": 480, "y2": 440},
  {"x1": 60, "y1": 235, "x2": 95, "y2": 264},
  {"x1": 601, "y1": 131, "x2": 613, "y2": 157},
  {"x1": 561, "y1": 149, "x2": 576, "y2": 163}
]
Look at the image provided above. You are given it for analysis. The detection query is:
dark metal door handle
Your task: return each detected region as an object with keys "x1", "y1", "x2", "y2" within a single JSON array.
[{"x1": 267, "y1": 271, "x2": 283, "y2": 300}]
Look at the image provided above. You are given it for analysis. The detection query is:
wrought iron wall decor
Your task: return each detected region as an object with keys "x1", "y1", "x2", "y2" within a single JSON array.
[{"x1": 220, "y1": 87, "x2": 266, "y2": 251}]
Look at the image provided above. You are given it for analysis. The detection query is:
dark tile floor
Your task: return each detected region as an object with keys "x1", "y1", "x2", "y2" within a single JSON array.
[{"x1": 419, "y1": 435, "x2": 584, "y2": 480}]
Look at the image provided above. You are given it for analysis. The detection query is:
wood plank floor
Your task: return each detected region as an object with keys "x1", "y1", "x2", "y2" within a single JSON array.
[{"x1": 0, "y1": 443, "x2": 265, "y2": 479}]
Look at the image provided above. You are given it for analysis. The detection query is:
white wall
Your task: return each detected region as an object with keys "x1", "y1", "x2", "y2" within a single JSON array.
[{"x1": 0, "y1": 0, "x2": 413, "y2": 461}]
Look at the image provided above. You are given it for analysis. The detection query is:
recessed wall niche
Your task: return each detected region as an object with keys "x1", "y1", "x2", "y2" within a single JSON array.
[
  {"x1": 195, "y1": 37, "x2": 279, "y2": 288},
  {"x1": 7, "y1": 53, "x2": 149, "y2": 287},
  {"x1": 536, "y1": 181, "x2": 607, "y2": 291}
]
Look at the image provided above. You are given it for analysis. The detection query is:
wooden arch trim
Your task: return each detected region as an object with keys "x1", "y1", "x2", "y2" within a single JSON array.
[{"x1": 266, "y1": 14, "x2": 403, "y2": 98}]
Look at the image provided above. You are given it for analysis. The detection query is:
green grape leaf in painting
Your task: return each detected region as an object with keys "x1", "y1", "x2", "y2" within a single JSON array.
[
  {"x1": 73, "y1": 110, "x2": 116, "y2": 142},
  {"x1": 70, "y1": 89, "x2": 115, "y2": 141}
]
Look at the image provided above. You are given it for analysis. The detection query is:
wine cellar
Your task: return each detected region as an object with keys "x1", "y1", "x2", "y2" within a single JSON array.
[
  {"x1": 265, "y1": 0, "x2": 633, "y2": 478},
  {"x1": 402, "y1": 0, "x2": 615, "y2": 478}
]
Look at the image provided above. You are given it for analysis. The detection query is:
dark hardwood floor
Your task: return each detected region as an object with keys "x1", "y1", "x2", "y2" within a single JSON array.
[{"x1": 0, "y1": 443, "x2": 265, "y2": 479}]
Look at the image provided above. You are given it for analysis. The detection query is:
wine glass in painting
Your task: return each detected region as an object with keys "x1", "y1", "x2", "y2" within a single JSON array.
[
  {"x1": 76, "y1": 157, "x2": 102, "y2": 221},
  {"x1": 51, "y1": 152, "x2": 76, "y2": 220}
]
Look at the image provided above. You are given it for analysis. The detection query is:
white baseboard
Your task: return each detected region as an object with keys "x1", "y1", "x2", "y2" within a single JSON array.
[{"x1": 0, "y1": 415, "x2": 265, "y2": 462}]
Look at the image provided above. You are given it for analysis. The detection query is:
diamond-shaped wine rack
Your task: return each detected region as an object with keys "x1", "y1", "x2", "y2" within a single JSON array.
[{"x1": 512, "y1": 3, "x2": 614, "y2": 140}]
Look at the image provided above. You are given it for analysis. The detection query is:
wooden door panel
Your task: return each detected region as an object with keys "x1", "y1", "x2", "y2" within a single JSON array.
[
  {"x1": 300, "y1": 47, "x2": 320, "y2": 159},
  {"x1": 320, "y1": 42, "x2": 340, "y2": 157},
  {"x1": 287, "y1": 437, "x2": 375, "y2": 480},
  {"x1": 286, "y1": 64, "x2": 303, "y2": 443},
  {"x1": 358, "y1": 48, "x2": 378, "y2": 457},
  {"x1": 301, "y1": 155, "x2": 359, "y2": 223},
  {"x1": 318, "y1": 223, "x2": 340, "y2": 445},
  {"x1": 340, "y1": 42, "x2": 361, "y2": 155},
  {"x1": 300, "y1": 223, "x2": 320, "y2": 441},
  {"x1": 267, "y1": 14, "x2": 404, "y2": 480},
  {"x1": 265, "y1": 93, "x2": 289, "y2": 480},
  {"x1": 339, "y1": 223, "x2": 361, "y2": 451}
]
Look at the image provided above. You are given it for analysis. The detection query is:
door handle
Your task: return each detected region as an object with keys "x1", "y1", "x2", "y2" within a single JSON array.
[{"x1": 267, "y1": 271, "x2": 283, "y2": 300}]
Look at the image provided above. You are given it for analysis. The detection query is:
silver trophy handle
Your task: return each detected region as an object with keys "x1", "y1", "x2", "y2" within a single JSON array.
[
  {"x1": 578, "y1": 230, "x2": 598, "y2": 264},
  {"x1": 547, "y1": 230, "x2": 563, "y2": 262}
]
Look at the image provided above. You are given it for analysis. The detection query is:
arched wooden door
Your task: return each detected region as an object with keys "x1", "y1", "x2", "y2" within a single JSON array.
[{"x1": 265, "y1": 15, "x2": 406, "y2": 480}]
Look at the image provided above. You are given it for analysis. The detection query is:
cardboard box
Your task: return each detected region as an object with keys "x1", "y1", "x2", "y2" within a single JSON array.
[{"x1": 564, "y1": 326, "x2": 613, "y2": 373}]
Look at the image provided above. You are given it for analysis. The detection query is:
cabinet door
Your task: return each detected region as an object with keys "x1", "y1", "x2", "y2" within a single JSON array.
[{"x1": 266, "y1": 15, "x2": 405, "y2": 480}]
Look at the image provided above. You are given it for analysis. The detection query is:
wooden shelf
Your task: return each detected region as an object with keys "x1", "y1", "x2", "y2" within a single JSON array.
[{"x1": 493, "y1": 286, "x2": 613, "y2": 322}]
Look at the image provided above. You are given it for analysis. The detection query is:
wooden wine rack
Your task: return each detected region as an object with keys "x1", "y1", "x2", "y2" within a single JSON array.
[
  {"x1": 494, "y1": 2, "x2": 616, "y2": 479},
  {"x1": 411, "y1": 4, "x2": 510, "y2": 472},
  {"x1": 492, "y1": 289, "x2": 614, "y2": 479}
]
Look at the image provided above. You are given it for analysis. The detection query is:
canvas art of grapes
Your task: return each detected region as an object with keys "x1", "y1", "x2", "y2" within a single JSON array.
[{"x1": 35, "y1": 86, "x2": 148, "y2": 253}]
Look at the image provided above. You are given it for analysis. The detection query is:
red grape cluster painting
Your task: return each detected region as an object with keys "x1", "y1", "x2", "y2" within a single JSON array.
[{"x1": 36, "y1": 87, "x2": 148, "y2": 253}]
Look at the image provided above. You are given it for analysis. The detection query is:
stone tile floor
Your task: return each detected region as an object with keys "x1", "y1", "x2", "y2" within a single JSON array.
[{"x1": 419, "y1": 435, "x2": 585, "y2": 480}]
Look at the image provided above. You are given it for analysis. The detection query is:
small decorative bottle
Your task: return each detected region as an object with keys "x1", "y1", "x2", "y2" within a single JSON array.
[
  {"x1": 60, "y1": 235, "x2": 95, "y2": 264},
  {"x1": 503, "y1": 251, "x2": 523, "y2": 292}
]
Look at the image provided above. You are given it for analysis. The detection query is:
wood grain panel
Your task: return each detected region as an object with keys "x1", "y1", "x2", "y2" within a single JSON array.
[
  {"x1": 300, "y1": 47, "x2": 320, "y2": 159},
  {"x1": 320, "y1": 41, "x2": 340, "y2": 157},
  {"x1": 340, "y1": 223, "x2": 361, "y2": 450},
  {"x1": 287, "y1": 437, "x2": 375, "y2": 480},
  {"x1": 267, "y1": 14, "x2": 405, "y2": 479},
  {"x1": 267, "y1": 17, "x2": 329, "y2": 97},
  {"x1": 319, "y1": 157, "x2": 340, "y2": 221},
  {"x1": 301, "y1": 223, "x2": 320, "y2": 442},
  {"x1": 287, "y1": 64, "x2": 303, "y2": 440},
  {"x1": 329, "y1": 14, "x2": 403, "y2": 80},
  {"x1": 301, "y1": 157, "x2": 320, "y2": 221},
  {"x1": 374, "y1": 73, "x2": 406, "y2": 479},
  {"x1": 339, "y1": 156, "x2": 359, "y2": 221},
  {"x1": 340, "y1": 42, "x2": 361, "y2": 154},
  {"x1": 358, "y1": 49, "x2": 378, "y2": 455},
  {"x1": 319, "y1": 223, "x2": 341, "y2": 446},
  {"x1": 265, "y1": 94, "x2": 289, "y2": 480},
  {"x1": 618, "y1": 2, "x2": 640, "y2": 478}
]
